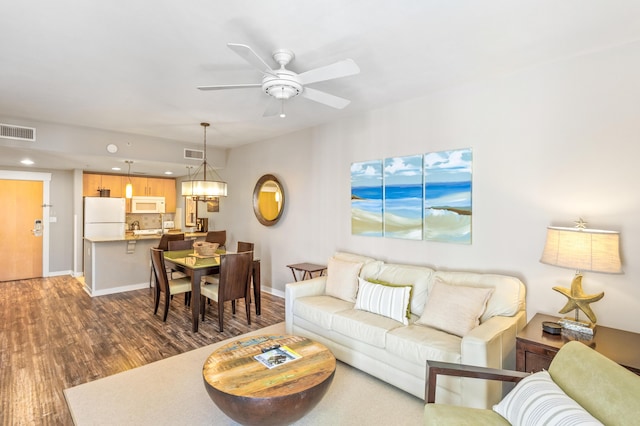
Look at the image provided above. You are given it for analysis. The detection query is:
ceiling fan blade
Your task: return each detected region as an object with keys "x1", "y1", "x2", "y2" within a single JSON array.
[
  {"x1": 298, "y1": 59, "x2": 360, "y2": 85},
  {"x1": 197, "y1": 83, "x2": 261, "y2": 91},
  {"x1": 227, "y1": 43, "x2": 277, "y2": 77},
  {"x1": 302, "y1": 87, "x2": 351, "y2": 109}
]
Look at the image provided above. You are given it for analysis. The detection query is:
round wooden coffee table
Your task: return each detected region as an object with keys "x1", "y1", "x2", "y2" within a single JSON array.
[{"x1": 202, "y1": 334, "x2": 336, "y2": 426}]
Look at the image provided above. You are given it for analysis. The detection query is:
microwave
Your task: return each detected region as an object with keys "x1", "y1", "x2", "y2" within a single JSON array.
[{"x1": 131, "y1": 196, "x2": 166, "y2": 214}]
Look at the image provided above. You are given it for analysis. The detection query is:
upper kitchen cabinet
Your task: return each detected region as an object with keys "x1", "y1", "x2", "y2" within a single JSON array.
[
  {"x1": 83, "y1": 173, "x2": 123, "y2": 198},
  {"x1": 83, "y1": 173, "x2": 176, "y2": 212},
  {"x1": 127, "y1": 176, "x2": 177, "y2": 212}
]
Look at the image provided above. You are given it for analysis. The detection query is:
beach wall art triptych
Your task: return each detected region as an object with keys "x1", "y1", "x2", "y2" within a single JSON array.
[{"x1": 351, "y1": 148, "x2": 472, "y2": 244}]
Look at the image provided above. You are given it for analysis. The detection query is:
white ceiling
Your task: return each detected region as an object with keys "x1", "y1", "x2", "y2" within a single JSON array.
[{"x1": 2, "y1": 0, "x2": 640, "y2": 175}]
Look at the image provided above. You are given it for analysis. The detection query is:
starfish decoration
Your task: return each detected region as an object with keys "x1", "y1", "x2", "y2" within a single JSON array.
[
  {"x1": 553, "y1": 274, "x2": 604, "y2": 323},
  {"x1": 574, "y1": 218, "x2": 588, "y2": 229}
]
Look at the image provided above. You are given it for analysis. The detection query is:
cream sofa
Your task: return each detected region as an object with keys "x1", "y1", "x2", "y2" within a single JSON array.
[{"x1": 285, "y1": 252, "x2": 527, "y2": 408}]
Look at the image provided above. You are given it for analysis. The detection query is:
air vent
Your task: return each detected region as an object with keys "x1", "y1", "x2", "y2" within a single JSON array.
[
  {"x1": 184, "y1": 148, "x2": 204, "y2": 160},
  {"x1": 0, "y1": 123, "x2": 36, "y2": 142}
]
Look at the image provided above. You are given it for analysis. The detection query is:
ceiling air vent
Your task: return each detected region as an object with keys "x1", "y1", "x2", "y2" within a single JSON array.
[
  {"x1": 184, "y1": 148, "x2": 204, "y2": 160},
  {"x1": 0, "y1": 123, "x2": 36, "y2": 142}
]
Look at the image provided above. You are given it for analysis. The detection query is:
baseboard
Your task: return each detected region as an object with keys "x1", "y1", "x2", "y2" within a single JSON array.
[
  {"x1": 262, "y1": 286, "x2": 284, "y2": 299},
  {"x1": 88, "y1": 283, "x2": 149, "y2": 297}
]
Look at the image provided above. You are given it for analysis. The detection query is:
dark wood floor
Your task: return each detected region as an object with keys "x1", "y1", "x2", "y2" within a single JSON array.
[{"x1": 0, "y1": 275, "x2": 285, "y2": 425}]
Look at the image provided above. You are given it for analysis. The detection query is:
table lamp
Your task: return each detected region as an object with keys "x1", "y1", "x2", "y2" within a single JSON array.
[{"x1": 540, "y1": 219, "x2": 622, "y2": 335}]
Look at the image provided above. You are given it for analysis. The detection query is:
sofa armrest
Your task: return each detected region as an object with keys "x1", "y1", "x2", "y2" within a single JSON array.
[
  {"x1": 461, "y1": 311, "x2": 525, "y2": 368},
  {"x1": 285, "y1": 276, "x2": 327, "y2": 333},
  {"x1": 425, "y1": 360, "x2": 529, "y2": 403}
]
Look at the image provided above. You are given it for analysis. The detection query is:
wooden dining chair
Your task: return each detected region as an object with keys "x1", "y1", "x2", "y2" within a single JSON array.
[
  {"x1": 205, "y1": 230, "x2": 226, "y2": 250},
  {"x1": 149, "y1": 233, "x2": 185, "y2": 287},
  {"x1": 200, "y1": 251, "x2": 253, "y2": 332},
  {"x1": 150, "y1": 248, "x2": 192, "y2": 322},
  {"x1": 237, "y1": 241, "x2": 254, "y2": 253},
  {"x1": 168, "y1": 238, "x2": 194, "y2": 251}
]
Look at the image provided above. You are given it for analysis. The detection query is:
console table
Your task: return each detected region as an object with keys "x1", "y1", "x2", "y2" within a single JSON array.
[{"x1": 516, "y1": 313, "x2": 640, "y2": 375}]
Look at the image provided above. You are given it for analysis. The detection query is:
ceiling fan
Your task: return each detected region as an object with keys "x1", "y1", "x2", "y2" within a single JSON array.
[{"x1": 198, "y1": 43, "x2": 360, "y2": 117}]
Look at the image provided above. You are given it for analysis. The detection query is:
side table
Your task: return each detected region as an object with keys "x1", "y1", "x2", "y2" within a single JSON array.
[
  {"x1": 516, "y1": 313, "x2": 640, "y2": 375},
  {"x1": 287, "y1": 263, "x2": 327, "y2": 282}
]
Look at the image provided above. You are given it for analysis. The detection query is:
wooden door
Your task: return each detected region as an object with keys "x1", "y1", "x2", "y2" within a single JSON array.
[{"x1": 0, "y1": 180, "x2": 43, "y2": 281}]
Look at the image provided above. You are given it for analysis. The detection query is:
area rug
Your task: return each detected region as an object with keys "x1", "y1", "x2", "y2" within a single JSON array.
[{"x1": 64, "y1": 322, "x2": 424, "y2": 425}]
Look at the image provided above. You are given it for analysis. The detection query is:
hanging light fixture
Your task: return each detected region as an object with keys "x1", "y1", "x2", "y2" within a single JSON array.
[
  {"x1": 181, "y1": 122, "x2": 227, "y2": 201},
  {"x1": 125, "y1": 160, "x2": 133, "y2": 199}
]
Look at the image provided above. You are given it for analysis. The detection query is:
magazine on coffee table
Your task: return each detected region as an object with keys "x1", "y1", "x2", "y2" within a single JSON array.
[{"x1": 254, "y1": 345, "x2": 302, "y2": 369}]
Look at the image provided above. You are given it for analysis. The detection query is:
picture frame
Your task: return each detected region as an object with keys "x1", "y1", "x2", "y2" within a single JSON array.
[
  {"x1": 185, "y1": 196, "x2": 197, "y2": 227},
  {"x1": 207, "y1": 197, "x2": 219, "y2": 212}
]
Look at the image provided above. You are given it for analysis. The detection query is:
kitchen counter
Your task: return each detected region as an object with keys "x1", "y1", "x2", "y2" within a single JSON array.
[
  {"x1": 82, "y1": 231, "x2": 207, "y2": 296},
  {"x1": 84, "y1": 231, "x2": 207, "y2": 243}
]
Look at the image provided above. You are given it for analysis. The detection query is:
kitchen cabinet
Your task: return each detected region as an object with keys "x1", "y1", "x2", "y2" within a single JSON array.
[
  {"x1": 83, "y1": 173, "x2": 122, "y2": 198},
  {"x1": 127, "y1": 177, "x2": 176, "y2": 212},
  {"x1": 83, "y1": 173, "x2": 176, "y2": 212}
]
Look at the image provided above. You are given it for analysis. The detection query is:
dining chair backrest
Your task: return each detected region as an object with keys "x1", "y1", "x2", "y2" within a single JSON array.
[
  {"x1": 157, "y1": 233, "x2": 185, "y2": 250},
  {"x1": 150, "y1": 248, "x2": 169, "y2": 294},
  {"x1": 168, "y1": 239, "x2": 194, "y2": 251},
  {"x1": 205, "y1": 230, "x2": 226, "y2": 248},
  {"x1": 237, "y1": 241, "x2": 254, "y2": 254},
  {"x1": 218, "y1": 251, "x2": 253, "y2": 302}
]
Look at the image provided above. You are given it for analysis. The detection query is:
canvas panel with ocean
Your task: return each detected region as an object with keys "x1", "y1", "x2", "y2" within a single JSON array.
[
  {"x1": 424, "y1": 180, "x2": 472, "y2": 243},
  {"x1": 351, "y1": 185, "x2": 383, "y2": 236}
]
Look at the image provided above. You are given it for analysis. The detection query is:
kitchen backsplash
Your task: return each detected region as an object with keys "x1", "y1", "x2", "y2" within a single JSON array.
[{"x1": 126, "y1": 213, "x2": 176, "y2": 231}]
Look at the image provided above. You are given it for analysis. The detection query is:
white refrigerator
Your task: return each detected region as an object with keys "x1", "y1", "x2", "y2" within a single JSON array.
[{"x1": 84, "y1": 197, "x2": 126, "y2": 239}]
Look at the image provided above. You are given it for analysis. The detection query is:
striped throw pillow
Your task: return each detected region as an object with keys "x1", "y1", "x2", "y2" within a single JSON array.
[
  {"x1": 355, "y1": 278, "x2": 411, "y2": 325},
  {"x1": 493, "y1": 370, "x2": 603, "y2": 425}
]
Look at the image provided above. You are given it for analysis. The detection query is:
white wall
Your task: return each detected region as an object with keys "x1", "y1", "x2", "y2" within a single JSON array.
[{"x1": 218, "y1": 40, "x2": 640, "y2": 333}]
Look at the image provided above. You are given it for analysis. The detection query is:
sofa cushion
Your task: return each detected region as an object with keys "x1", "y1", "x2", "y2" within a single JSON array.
[
  {"x1": 325, "y1": 257, "x2": 363, "y2": 303},
  {"x1": 493, "y1": 370, "x2": 603, "y2": 425},
  {"x1": 293, "y1": 295, "x2": 354, "y2": 331},
  {"x1": 417, "y1": 279, "x2": 493, "y2": 337},
  {"x1": 332, "y1": 309, "x2": 404, "y2": 348},
  {"x1": 386, "y1": 324, "x2": 461, "y2": 366},
  {"x1": 355, "y1": 278, "x2": 412, "y2": 325},
  {"x1": 371, "y1": 263, "x2": 434, "y2": 317},
  {"x1": 432, "y1": 271, "x2": 525, "y2": 323}
]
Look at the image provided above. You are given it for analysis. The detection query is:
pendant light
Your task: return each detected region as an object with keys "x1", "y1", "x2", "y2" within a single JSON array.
[
  {"x1": 125, "y1": 160, "x2": 133, "y2": 199},
  {"x1": 181, "y1": 123, "x2": 227, "y2": 201}
]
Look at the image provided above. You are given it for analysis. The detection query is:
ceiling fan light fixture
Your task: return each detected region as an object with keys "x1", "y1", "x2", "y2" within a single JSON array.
[
  {"x1": 181, "y1": 122, "x2": 227, "y2": 201},
  {"x1": 279, "y1": 87, "x2": 286, "y2": 118}
]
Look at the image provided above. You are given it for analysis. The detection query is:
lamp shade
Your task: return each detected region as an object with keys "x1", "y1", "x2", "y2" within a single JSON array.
[
  {"x1": 540, "y1": 226, "x2": 622, "y2": 273},
  {"x1": 181, "y1": 180, "x2": 227, "y2": 198}
]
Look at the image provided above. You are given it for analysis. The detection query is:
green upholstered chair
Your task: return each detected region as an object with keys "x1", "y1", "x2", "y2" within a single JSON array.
[{"x1": 424, "y1": 340, "x2": 640, "y2": 425}]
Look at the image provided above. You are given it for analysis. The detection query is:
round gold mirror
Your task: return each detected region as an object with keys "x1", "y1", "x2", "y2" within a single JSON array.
[{"x1": 253, "y1": 174, "x2": 285, "y2": 226}]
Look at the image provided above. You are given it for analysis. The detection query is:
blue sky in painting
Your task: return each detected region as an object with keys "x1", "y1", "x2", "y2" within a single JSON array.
[
  {"x1": 351, "y1": 160, "x2": 383, "y2": 187},
  {"x1": 384, "y1": 155, "x2": 423, "y2": 185},
  {"x1": 424, "y1": 149, "x2": 472, "y2": 183}
]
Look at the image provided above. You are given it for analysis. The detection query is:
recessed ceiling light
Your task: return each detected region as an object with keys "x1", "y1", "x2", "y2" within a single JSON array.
[
  {"x1": 112, "y1": 167, "x2": 121, "y2": 171},
  {"x1": 164, "y1": 171, "x2": 173, "y2": 175},
  {"x1": 21, "y1": 159, "x2": 34, "y2": 165}
]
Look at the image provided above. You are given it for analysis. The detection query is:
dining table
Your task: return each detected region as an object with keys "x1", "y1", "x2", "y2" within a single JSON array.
[{"x1": 163, "y1": 249, "x2": 261, "y2": 332}]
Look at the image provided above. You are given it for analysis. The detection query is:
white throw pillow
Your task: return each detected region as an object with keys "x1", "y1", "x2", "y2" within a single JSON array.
[
  {"x1": 325, "y1": 257, "x2": 363, "y2": 303},
  {"x1": 493, "y1": 370, "x2": 603, "y2": 425},
  {"x1": 416, "y1": 278, "x2": 493, "y2": 337},
  {"x1": 354, "y1": 278, "x2": 412, "y2": 325}
]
